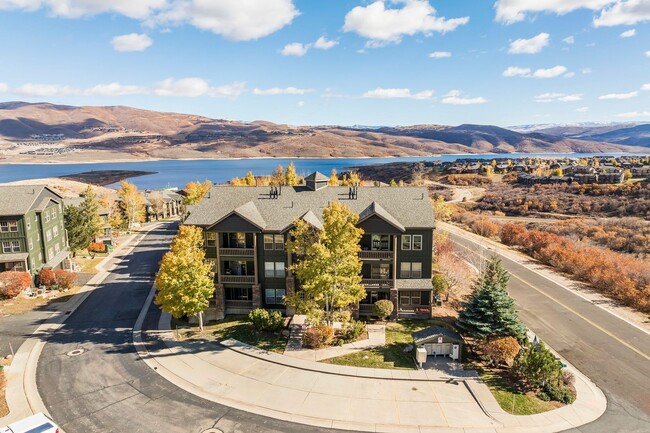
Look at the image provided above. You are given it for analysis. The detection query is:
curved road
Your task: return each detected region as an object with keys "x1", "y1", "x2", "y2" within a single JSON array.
[
  {"x1": 445, "y1": 226, "x2": 650, "y2": 433},
  {"x1": 35, "y1": 222, "x2": 347, "y2": 433}
]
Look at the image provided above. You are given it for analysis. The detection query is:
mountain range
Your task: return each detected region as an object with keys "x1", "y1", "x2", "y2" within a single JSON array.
[{"x1": 0, "y1": 101, "x2": 647, "y2": 163}]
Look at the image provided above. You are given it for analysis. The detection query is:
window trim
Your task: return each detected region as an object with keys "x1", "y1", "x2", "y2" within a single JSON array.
[
  {"x1": 401, "y1": 235, "x2": 411, "y2": 250},
  {"x1": 400, "y1": 262, "x2": 423, "y2": 279},
  {"x1": 264, "y1": 261, "x2": 286, "y2": 278},
  {"x1": 412, "y1": 234, "x2": 423, "y2": 251},
  {"x1": 205, "y1": 231, "x2": 217, "y2": 247}
]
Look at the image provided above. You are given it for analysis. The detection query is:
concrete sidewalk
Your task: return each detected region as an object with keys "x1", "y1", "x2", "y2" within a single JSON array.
[
  {"x1": 134, "y1": 311, "x2": 607, "y2": 433},
  {"x1": 0, "y1": 223, "x2": 164, "y2": 426}
]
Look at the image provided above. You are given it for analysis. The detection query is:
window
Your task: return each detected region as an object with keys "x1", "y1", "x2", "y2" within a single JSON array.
[
  {"x1": 412, "y1": 235, "x2": 423, "y2": 251},
  {"x1": 52, "y1": 225, "x2": 59, "y2": 237},
  {"x1": 264, "y1": 262, "x2": 285, "y2": 278},
  {"x1": 0, "y1": 221, "x2": 18, "y2": 232},
  {"x1": 400, "y1": 291, "x2": 423, "y2": 306},
  {"x1": 52, "y1": 208, "x2": 57, "y2": 219},
  {"x1": 370, "y1": 263, "x2": 390, "y2": 279},
  {"x1": 225, "y1": 287, "x2": 252, "y2": 301},
  {"x1": 401, "y1": 235, "x2": 411, "y2": 250},
  {"x1": 29, "y1": 239, "x2": 33, "y2": 250},
  {"x1": 46, "y1": 230, "x2": 52, "y2": 242},
  {"x1": 3, "y1": 261, "x2": 25, "y2": 272},
  {"x1": 225, "y1": 232, "x2": 248, "y2": 249},
  {"x1": 205, "y1": 231, "x2": 216, "y2": 247},
  {"x1": 400, "y1": 262, "x2": 422, "y2": 279},
  {"x1": 265, "y1": 288, "x2": 286, "y2": 305},
  {"x1": 264, "y1": 234, "x2": 284, "y2": 250},
  {"x1": 55, "y1": 243, "x2": 60, "y2": 253},
  {"x1": 48, "y1": 247, "x2": 54, "y2": 259},
  {"x1": 2, "y1": 242, "x2": 11, "y2": 253},
  {"x1": 371, "y1": 234, "x2": 390, "y2": 251},
  {"x1": 44, "y1": 211, "x2": 50, "y2": 223}
]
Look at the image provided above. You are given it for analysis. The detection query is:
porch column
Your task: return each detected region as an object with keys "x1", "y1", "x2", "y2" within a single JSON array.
[
  {"x1": 215, "y1": 231, "x2": 222, "y2": 285},
  {"x1": 391, "y1": 234, "x2": 399, "y2": 320},
  {"x1": 285, "y1": 276, "x2": 296, "y2": 316},
  {"x1": 214, "y1": 284, "x2": 225, "y2": 320},
  {"x1": 252, "y1": 284, "x2": 263, "y2": 308},
  {"x1": 253, "y1": 233, "x2": 259, "y2": 285}
]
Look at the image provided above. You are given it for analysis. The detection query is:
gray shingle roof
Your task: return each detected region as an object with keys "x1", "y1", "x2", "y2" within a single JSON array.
[
  {"x1": 0, "y1": 186, "x2": 62, "y2": 216},
  {"x1": 395, "y1": 279, "x2": 433, "y2": 290},
  {"x1": 185, "y1": 183, "x2": 435, "y2": 232},
  {"x1": 412, "y1": 326, "x2": 463, "y2": 344},
  {"x1": 0, "y1": 252, "x2": 29, "y2": 262},
  {"x1": 305, "y1": 171, "x2": 329, "y2": 182},
  {"x1": 359, "y1": 201, "x2": 405, "y2": 232}
]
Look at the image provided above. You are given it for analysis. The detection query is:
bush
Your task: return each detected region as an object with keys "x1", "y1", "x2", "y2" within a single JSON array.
[
  {"x1": 480, "y1": 337, "x2": 520, "y2": 367},
  {"x1": 87, "y1": 242, "x2": 106, "y2": 258},
  {"x1": 0, "y1": 271, "x2": 31, "y2": 298},
  {"x1": 38, "y1": 268, "x2": 56, "y2": 288},
  {"x1": 562, "y1": 370, "x2": 575, "y2": 387},
  {"x1": 340, "y1": 319, "x2": 365, "y2": 344},
  {"x1": 54, "y1": 270, "x2": 77, "y2": 291},
  {"x1": 471, "y1": 217, "x2": 500, "y2": 238},
  {"x1": 513, "y1": 341, "x2": 563, "y2": 391},
  {"x1": 303, "y1": 325, "x2": 334, "y2": 349},
  {"x1": 372, "y1": 299, "x2": 394, "y2": 320},
  {"x1": 248, "y1": 308, "x2": 284, "y2": 332},
  {"x1": 542, "y1": 382, "x2": 576, "y2": 404}
]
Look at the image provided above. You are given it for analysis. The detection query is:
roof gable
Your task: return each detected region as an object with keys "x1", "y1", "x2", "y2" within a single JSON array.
[{"x1": 358, "y1": 201, "x2": 405, "y2": 232}]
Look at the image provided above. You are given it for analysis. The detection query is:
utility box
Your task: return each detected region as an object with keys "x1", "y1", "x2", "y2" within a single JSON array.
[{"x1": 416, "y1": 347, "x2": 428, "y2": 368}]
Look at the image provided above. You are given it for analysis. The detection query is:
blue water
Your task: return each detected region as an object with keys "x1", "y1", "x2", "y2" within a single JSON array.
[{"x1": 0, "y1": 153, "x2": 630, "y2": 190}]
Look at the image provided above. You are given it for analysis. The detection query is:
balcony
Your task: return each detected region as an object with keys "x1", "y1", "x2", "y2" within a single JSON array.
[
  {"x1": 359, "y1": 250, "x2": 394, "y2": 260},
  {"x1": 225, "y1": 300, "x2": 254, "y2": 308},
  {"x1": 361, "y1": 279, "x2": 393, "y2": 289},
  {"x1": 221, "y1": 275, "x2": 255, "y2": 283},
  {"x1": 359, "y1": 304, "x2": 374, "y2": 315},
  {"x1": 219, "y1": 248, "x2": 255, "y2": 257}
]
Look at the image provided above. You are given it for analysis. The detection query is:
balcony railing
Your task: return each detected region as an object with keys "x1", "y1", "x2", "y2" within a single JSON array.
[
  {"x1": 219, "y1": 248, "x2": 255, "y2": 257},
  {"x1": 361, "y1": 279, "x2": 393, "y2": 289},
  {"x1": 359, "y1": 304, "x2": 374, "y2": 315},
  {"x1": 225, "y1": 300, "x2": 253, "y2": 308},
  {"x1": 221, "y1": 275, "x2": 255, "y2": 283},
  {"x1": 399, "y1": 305, "x2": 431, "y2": 315},
  {"x1": 359, "y1": 251, "x2": 394, "y2": 260}
]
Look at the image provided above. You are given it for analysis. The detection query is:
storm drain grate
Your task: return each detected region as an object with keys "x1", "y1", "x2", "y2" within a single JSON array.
[{"x1": 66, "y1": 349, "x2": 85, "y2": 357}]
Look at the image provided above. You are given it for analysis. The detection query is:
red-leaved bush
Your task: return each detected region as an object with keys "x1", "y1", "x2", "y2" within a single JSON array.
[
  {"x1": 38, "y1": 268, "x2": 56, "y2": 288},
  {"x1": 0, "y1": 271, "x2": 31, "y2": 298},
  {"x1": 54, "y1": 270, "x2": 77, "y2": 290}
]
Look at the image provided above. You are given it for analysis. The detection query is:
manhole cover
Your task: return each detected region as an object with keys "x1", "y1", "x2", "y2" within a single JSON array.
[{"x1": 66, "y1": 349, "x2": 85, "y2": 357}]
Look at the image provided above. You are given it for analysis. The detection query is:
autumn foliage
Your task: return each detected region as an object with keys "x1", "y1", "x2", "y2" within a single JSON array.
[
  {"x1": 87, "y1": 242, "x2": 106, "y2": 258},
  {"x1": 480, "y1": 337, "x2": 520, "y2": 367},
  {"x1": 38, "y1": 268, "x2": 56, "y2": 288},
  {"x1": 0, "y1": 271, "x2": 31, "y2": 298},
  {"x1": 500, "y1": 224, "x2": 650, "y2": 313},
  {"x1": 53, "y1": 270, "x2": 77, "y2": 290}
]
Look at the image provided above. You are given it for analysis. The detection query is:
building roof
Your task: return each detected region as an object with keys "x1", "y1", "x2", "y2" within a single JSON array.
[
  {"x1": 185, "y1": 181, "x2": 435, "y2": 232},
  {"x1": 395, "y1": 279, "x2": 434, "y2": 290},
  {"x1": 359, "y1": 201, "x2": 405, "y2": 232},
  {"x1": 0, "y1": 185, "x2": 63, "y2": 217},
  {"x1": 62, "y1": 197, "x2": 110, "y2": 216},
  {"x1": 305, "y1": 171, "x2": 329, "y2": 182},
  {"x1": 0, "y1": 252, "x2": 29, "y2": 263},
  {"x1": 412, "y1": 326, "x2": 463, "y2": 345}
]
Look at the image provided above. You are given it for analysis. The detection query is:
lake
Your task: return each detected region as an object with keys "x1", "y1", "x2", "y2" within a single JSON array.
[{"x1": 0, "y1": 153, "x2": 630, "y2": 190}]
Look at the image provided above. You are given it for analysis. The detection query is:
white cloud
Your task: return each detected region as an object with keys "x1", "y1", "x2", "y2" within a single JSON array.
[
  {"x1": 0, "y1": 83, "x2": 8, "y2": 93},
  {"x1": 280, "y1": 42, "x2": 309, "y2": 56},
  {"x1": 429, "y1": 51, "x2": 452, "y2": 58},
  {"x1": 646, "y1": 50, "x2": 650, "y2": 57},
  {"x1": 594, "y1": 1, "x2": 650, "y2": 27},
  {"x1": 362, "y1": 87, "x2": 434, "y2": 100},
  {"x1": 508, "y1": 32, "x2": 550, "y2": 54},
  {"x1": 13, "y1": 83, "x2": 80, "y2": 97},
  {"x1": 296, "y1": 100, "x2": 305, "y2": 108},
  {"x1": 563, "y1": 36, "x2": 575, "y2": 44},
  {"x1": 83, "y1": 83, "x2": 147, "y2": 96},
  {"x1": 642, "y1": 83, "x2": 650, "y2": 90},
  {"x1": 253, "y1": 87, "x2": 313, "y2": 95},
  {"x1": 617, "y1": 111, "x2": 650, "y2": 118},
  {"x1": 599, "y1": 90, "x2": 639, "y2": 99},
  {"x1": 111, "y1": 33, "x2": 153, "y2": 52},
  {"x1": 495, "y1": 0, "x2": 614, "y2": 24},
  {"x1": 313, "y1": 36, "x2": 338, "y2": 50},
  {"x1": 153, "y1": 78, "x2": 245, "y2": 98},
  {"x1": 207, "y1": 82, "x2": 247, "y2": 99},
  {"x1": 564, "y1": 72, "x2": 576, "y2": 78},
  {"x1": 576, "y1": 106, "x2": 590, "y2": 112},
  {"x1": 582, "y1": 67, "x2": 593, "y2": 74},
  {"x1": 503, "y1": 65, "x2": 568, "y2": 78},
  {"x1": 534, "y1": 93, "x2": 583, "y2": 102},
  {"x1": 343, "y1": 0, "x2": 469, "y2": 46},
  {"x1": 0, "y1": 0, "x2": 166, "y2": 19},
  {"x1": 620, "y1": 28, "x2": 636, "y2": 37},
  {"x1": 154, "y1": 0, "x2": 299, "y2": 41},
  {"x1": 442, "y1": 90, "x2": 487, "y2": 105}
]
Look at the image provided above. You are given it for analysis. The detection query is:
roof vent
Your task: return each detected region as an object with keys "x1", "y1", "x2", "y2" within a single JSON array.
[
  {"x1": 269, "y1": 186, "x2": 279, "y2": 199},
  {"x1": 348, "y1": 185, "x2": 359, "y2": 200}
]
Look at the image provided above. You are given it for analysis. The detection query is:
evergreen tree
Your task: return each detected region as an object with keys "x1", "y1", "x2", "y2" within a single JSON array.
[
  {"x1": 155, "y1": 225, "x2": 215, "y2": 330},
  {"x1": 64, "y1": 186, "x2": 101, "y2": 253},
  {"x1": 514, "y1": 341, "x2": 562, "y2": 390},
  {"x1": 457, "y1": 257, "x2": 526, "y2": 341}
]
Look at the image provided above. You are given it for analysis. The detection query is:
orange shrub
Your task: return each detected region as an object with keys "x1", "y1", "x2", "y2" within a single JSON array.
[
  {"x1": 38, "y1": 268, "x2": 56, "y2": 288},
  {"x1": 481, "y1": 337, "x2": 520, "y2": 367},
  {"x1": 471, "y1": 217, "x2": 500, "y2": 238},
  {"x1": 54, "y1": 270, "x2": 77, "y2": 290},
  {"x1": 0, "y1": 271, "x2": 31, "y2": 298}
]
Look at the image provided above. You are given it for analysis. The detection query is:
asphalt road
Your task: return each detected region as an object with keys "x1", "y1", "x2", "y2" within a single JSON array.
[
  {"x1": 448, "y1": 231, "x2": 650, "y2": 433},
  {"x1": 35, "y1": 222, "x2": 350, "y2": 433}
]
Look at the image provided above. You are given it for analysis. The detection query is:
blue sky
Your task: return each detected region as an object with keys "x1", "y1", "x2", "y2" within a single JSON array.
[{"x1": 0, "y1": 0, "x2": 648, "y2": 127}]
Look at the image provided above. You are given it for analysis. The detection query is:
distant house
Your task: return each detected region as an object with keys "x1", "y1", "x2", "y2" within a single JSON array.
[
  {"x1": 144, "y1": 190, "x2": 183, "y2": 221},
  {"x1": 0, "y1": 186, "x2": 71, "y2": 277},
  {"x1": 631, "y1": 166, "x2": 650, "y2": 177}
]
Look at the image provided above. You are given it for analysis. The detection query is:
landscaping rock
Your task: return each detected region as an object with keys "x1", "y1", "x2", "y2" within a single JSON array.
[{"x1": 404, "y1": 344, "x2": 413, "y2": 353}]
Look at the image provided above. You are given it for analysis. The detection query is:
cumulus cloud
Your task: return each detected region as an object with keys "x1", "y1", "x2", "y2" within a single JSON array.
[
  {"x1": 599, "y1": 90, "x2": 639, "y2": 99},
  {"x1": 617, "y1": 111, "x2": 650, "y2": 118},
  {"x1": 152, "y1": 78, "x2": 245, "y2": 98},
  {"x1": 563, "y1": 36, "x2": 575, "y2": 44},
  {"x1": 594, "y1": 0, "x2": 650, "y2": 27},
  {"x1": 429, "y1": 51, "x2": 452, "y2": 58},
  {"x1": 0, "y1": 83, "x2": 8, "y2": 93},
  {"x1": 503, "y1": 65, "x2": 568, "y2": 78},
  {"x1": 0, "y1": 0, "x2": 298, "y2": 41},
  {"x1": 281, "y1": 42, "x2": 309, "y2": 56},
  {"x1": 646, "y1": 50, "x2": 650, "y2": 57},
  {"x1": 83, "y1": 83, "x2": 147, "y2": 96},
  {"x1": 441, "y1": 90, "x2": 487, "y2": 105},
  {"x1": 253, "y1": 87, "x2": 313, "y2": 95},
  {"x1": 362, "y1": 87, "x2": 434, "y2": 100},
  {"x1": 534, "y1": 93, "x2": 583, "y2": 102},
  {"x1": 111, "y1": 33, "x2": 153, "y2": 52},
  {"x1": 494, "y1": 0, "x2": 614, "y2": 24},
  {"x1": 12, "y1": 83, "x2": 80, "y2": 97},
  {"x1": 576, "y1": 107, "x2": 590, "y2": 112},
  {"x1": 582, "y1": 67, "x2": 593, "y2": 74},
  {"x1": 313, "y1": 36, "x2": 338, "y2": 50},
  {"x1": 508, "y1": 32, "x2": 550, "y2": 54},
  {"x1": 343, "y1": 0, "x2": 469, "y2": 47},
  {"x1": 642, "y1": 83, "x2": 650, "y2": 90},
  {"x1": 620, "y1": 28, "x2": 636, "y2": 37}
]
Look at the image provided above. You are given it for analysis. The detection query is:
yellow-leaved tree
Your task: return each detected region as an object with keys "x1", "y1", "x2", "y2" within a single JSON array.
[
  {"x1": 184, "y1": 180, "x2": 212, "y2": 204},
  {"x1": 286, "y1": 201, "x2": 365, "y2": 326},
  {"x1": 155, "y1": 225, "x2": 215, "y2": 330},
  {"x1": 285, "y1": 161, "x2": 298, "y2": 186},
  {"x1": 117, "y1": 180, "x2": 145, "y2": 230},
  {"x1": 329, "y1": 169, "x2": 339, "y2": 186}
]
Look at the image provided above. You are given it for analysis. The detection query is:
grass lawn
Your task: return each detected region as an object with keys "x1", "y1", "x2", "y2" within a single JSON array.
[
  {"x1": 321, "y1": 319, "x2": 453, "y2": 370},
  {"x1": 73, "y1": 254, "x2": 106, "y2": 274},
  {"x1": 0, "y1": 285, "x2": 82, "y2": 316},
  {"x1": 479, "y1": 369, "x2": 560, "y2": 415},
  {"x1": 0, "y1": 368, "x2": 7, "y2": 418},
  {"x1": 173, "y1": 316, "x2": 289, "y2": 354}
]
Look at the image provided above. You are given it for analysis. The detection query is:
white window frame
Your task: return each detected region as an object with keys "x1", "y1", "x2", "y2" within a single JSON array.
[
  {"x1": 2, "y1": 242, "x2": 11, "y2": 253},
  {"x1": 46, "y1": 230, "x2": 52, "y2": 242},
  {"x1": 400, "y1": 262, "x2": 422, "y2": 279},
  {"x1": 11, "y1": 241, "x2": 20, "y2": 252},
  {"x1": 412, "y1": 235, "x2": 423, "y2": 251},
  {"x1": 264, "y1": 261, "x2": 286, "y2": 278},
  {"x1": 52, "y1": 208, "x2": 57, "y2": 219},
  {"x1": 205, "y1": 231, "x2": 216, "y2": 247},
  {"x1": 264, "y1": 234, "x2": 284, "y2": 250},
  {"x1": 29, "y1": 238, "x2": 33, "y2": 251},
  {"x1": 53, "y1": 225, "x2": 59, "y2": 237},
  {"x1": 55, "y1": 243, "x2": 60, "y2": 254},
  {"x1": 401, "y1": 235, "x2": 411, "y2": 250},
  {"x1": 44, "y1": 211, "x2": 50, "y2": 223}
]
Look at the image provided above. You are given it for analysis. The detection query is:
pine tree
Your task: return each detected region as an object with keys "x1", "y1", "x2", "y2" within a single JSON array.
[
  {"x1": 155, "y1": 225, "x2": 215, "y2": 330},
  {"x1": 64, "y1": 186, "x2": 101, "y2": 253},
  {"x1": 457, "y1": 257, "x2": 526, "y2": 341},
  {"x1": 285, "y1": 162, "x2": 298, "y2": 186}
]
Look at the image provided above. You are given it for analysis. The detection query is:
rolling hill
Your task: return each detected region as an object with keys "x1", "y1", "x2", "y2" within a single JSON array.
[
  {"x1": 510, "y1": 122, "x2": 650, "y2": 147},
  {"x1": 0, "y1": 101, "x2": 646, "y2": 163}
]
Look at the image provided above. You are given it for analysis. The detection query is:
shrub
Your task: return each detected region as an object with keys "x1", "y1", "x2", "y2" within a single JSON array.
[
  {"x1": 562, "y1": 370, "x2": 575, "y2": 387},
  {"x1": 542, "y1": 382, "x2": 576, "y2": 404},
  {"x1": 0, "y1": 271, "x2": 31, "y2": 298},
  {"x1": 303, "y1": 325, "x2": 334, "y2": 349},
  {"x1": 248, "y1": 308, "x2": 284, "y2": 332},
  {"x1": 87, "y1": 242, "x2": 106, "y2": 258},
  {"x1": 513, "y1": 342, "x2": 563, "y2": 391},
  {"x1": 372, "y1": 299, "x2": 394, "y2": 320},
  {"x1": 471, "y1": 217, "x2": 500, "y2": 238},
  {"x1": 480, "y1": 337, "x2": 520, "y2": 367},
  {"x1": 340, "y1": 319, "x2": 365, "y2": 343},
  {"x1": 54, "y1": 270, "x2": 77, "y2": 291},
  {"x1": 38, "y1": 268, "x2": 56, "y2": 288}
]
